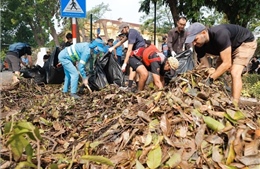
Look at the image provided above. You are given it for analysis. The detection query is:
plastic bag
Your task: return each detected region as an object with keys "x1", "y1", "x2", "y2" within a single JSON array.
[
  {"x1": 88, "y1": 52, "x2": 125, "y2": 91},
  {"x1": 164, "y1": 49, "x2": 194, "y2": 84},
  {"x1": 20, "y1": 65, "x2": 46, "y2": 84},
  {"x1": 44, "y1": 47, "x2": 65, "y2": 84},
  {"x1": 174, "y1": 49, "x2": 194, "y2": 75},
  {"x1": 103, "y1": 53, "x2": 125, "y2": 86},
  {"x1": 88, "y1": 58, "x2": 108, "y2": 91}
]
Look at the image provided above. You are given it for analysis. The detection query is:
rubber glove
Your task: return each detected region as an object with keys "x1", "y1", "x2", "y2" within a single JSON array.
[
  {"x1": 108, "y1": 47, "x2": 114, "y2": 52},
  {"x1": 171, "y1": 51, "x2": 176, "y2": 57},
  {"x1": 121, "y1": 63, "x2": 127, "y2": 72}
]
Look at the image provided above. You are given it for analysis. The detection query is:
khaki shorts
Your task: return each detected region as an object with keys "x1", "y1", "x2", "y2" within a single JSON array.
[
  {"x1": 215, "y1": 40, "x2": 257, "y2": 67},
  {"x1": 232, "y1": 40, "x2": 257, "y2": 66}
]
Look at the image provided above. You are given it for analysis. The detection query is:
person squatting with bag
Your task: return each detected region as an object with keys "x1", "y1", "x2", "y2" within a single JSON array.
[
  {"x1": 136, "y1": 44, "x2": 179, "y2": 89},
  {"x1": 5, "y1": 42, "x2": 33, "y2": 85},
  {"x1": 58, "y1": 38, "x2": 106, "y2": 99}
]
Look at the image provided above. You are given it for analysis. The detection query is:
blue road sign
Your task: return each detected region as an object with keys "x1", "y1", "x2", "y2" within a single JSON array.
[{"x1": 61, "y1": 0, "x2": 86, "y2": 18}]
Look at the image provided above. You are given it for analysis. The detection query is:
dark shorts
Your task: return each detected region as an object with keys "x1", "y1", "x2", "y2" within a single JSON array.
[
  {"x1": 5, "y1": 54, "x2": 20, "y2": 72},
  {"x1": 129, "y1": 56, "x2": 143, "y2": 71}
]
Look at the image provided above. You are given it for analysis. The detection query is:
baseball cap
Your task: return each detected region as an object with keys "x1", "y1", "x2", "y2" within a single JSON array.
[
  {"x1": 89, "y1": 38, "x2": 105, "y2": 53},
  {"x1": 118, "y1": 22, "x2": 129, "y2": 33},
  {"x1": 185, "y1": 22, "x2": 206, "y2": 43},
  {"x1": 167, "y1": 57, "x2": 179, "y2": 70}
]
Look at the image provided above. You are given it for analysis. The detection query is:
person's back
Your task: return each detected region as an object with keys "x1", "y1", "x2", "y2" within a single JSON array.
[
  {"x1": 5, "y1": 42, "x2": 32, "y2": 84},
  {"x1": 194, "y1": 24, "x2": 255, "y2": 58},
  {"x1": 142, "y1": 44, "x2": 160, "y2": 67}
]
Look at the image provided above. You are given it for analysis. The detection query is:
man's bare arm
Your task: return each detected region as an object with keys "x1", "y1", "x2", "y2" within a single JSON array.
[{"x1": 210, "y1": 47, "x2": 232, "y2": 80}]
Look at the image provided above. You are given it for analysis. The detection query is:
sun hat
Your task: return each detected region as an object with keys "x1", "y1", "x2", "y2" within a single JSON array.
[
  {"x1": 167, "y1": 57, "x2": 179, "y2": 70},
  {"x1": 185, "y1": 22, "x2": 206, "y2": 43}
]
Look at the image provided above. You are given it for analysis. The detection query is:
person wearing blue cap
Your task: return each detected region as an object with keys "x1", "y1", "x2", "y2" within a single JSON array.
[
  {"x1": 58, "y1": 39, "x2": 105, "y2": 99},
  {"x1": 185, "y1": 22, "x2": 257, "y2": 105}
]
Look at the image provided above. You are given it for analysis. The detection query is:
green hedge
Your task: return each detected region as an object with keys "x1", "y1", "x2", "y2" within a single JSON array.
[{"x1": 242, "y1": 73, "x2": 260, "y2": 99}]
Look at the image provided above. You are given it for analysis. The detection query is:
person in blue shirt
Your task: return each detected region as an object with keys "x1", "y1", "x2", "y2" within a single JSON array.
[
  {"x1": 58, "y1": 38, "x2": 105, "y2": 99},
  {"x1": 104, "y1": 39, "x2": 114, "y2": 54},
  {"x1": 113, "y1": 34, "x2": 124, "y2": 65},
  {"x1": 161, "y1": 36, "x2": 169, "y2": 57}
]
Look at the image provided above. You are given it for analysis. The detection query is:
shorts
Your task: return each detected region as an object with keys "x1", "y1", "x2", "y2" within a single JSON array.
[
  {"x1": 232, "y1": 40, "x2": 257, "y2": 66},
  {"x1": 129, "y1": 56, "x2": 143, "y2": 71},
  {"x1": 5, "y1": 54, "x2": 21, "y2": 72},
  {"x1": 216, "y1": 40, "x2": 257, "y2": 67}
]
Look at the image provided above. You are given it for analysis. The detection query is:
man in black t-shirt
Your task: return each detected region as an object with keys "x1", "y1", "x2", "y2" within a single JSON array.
[{"x1": 185, "y1": 22, "x2": 257, "y2": 105}]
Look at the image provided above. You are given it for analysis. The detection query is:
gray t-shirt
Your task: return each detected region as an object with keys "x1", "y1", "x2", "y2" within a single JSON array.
[
  {"x1": 195, "y1": 24, "x2": 255, "y2": 59},
  {"x1": 126, "y1": 29, "x2": 146, "y2": 50}
]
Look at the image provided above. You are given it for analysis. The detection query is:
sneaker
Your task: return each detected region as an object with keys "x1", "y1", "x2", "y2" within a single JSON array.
[
  {"x1": 119, "y1": 86, "x2": 137, "y2": 93},
  {"x1": 70, "y1": 93, "x2": 80, "y2": 99}
]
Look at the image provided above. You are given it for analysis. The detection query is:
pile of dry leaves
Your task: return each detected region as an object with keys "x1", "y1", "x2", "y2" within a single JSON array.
[{"x1": 0, "y1": 67, "x2": 260, "y2": 169}]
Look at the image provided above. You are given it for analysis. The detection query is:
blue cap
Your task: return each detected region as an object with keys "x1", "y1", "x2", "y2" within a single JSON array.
[
  {"x1": 185, "y1": 22, "x2": 206, "y2": 43},
  {"x1": 89, "y1": 38, "x2": 105, "y2": 53}
]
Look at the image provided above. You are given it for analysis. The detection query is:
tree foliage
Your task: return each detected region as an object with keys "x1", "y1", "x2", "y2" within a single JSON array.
[
  {"x1": 139, "y1": 0, "x2": 173, "y2": 41},
  {"x1": 139, "y1": 0, "x2": 260, "y2": 28},
  {"x1": 1, "y1": 0, "x2": 61, "y2": 47},
  {"x1": 204, "y1": 0, "x2": 260, "y2": 27}
]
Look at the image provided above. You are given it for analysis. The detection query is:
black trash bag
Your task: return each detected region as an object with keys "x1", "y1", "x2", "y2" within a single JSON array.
[
  {"x1": 20, "y1": 65, "x2": 46, "y2": 85},
  {"x1": 164, "y1": 49, "x2": 194, "y2": 84},
  {"x1": 103, "y1": 52, "x2": 125, "y2": 86},
  {"x1": 44, "y1": 47, "x2": 65, "y2": 84},
  {"x1": 174, "y1": 49, "x2": 194, "y2": 75},
  {"x1": 88, "y1": 52, "x2": 125, "y2": 91},
  {"x1": 88, "y1": 58, "x2": 109, "y2": 91}
]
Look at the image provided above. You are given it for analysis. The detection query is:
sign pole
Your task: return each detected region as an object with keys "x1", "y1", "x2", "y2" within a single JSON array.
[{"x1": 72, "y1": 18, "x2": 77, "y2": 44}]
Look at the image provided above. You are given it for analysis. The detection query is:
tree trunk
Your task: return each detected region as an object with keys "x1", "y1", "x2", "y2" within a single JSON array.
[
  {"x1": 50, "y1": 25, "x2": 60, "y2": 47},
  {"x1": 167, "y1": 0, "x2": 178, "y2": 26}
]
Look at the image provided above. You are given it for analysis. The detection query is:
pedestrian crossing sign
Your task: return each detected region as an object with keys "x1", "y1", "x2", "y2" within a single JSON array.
[{"x1": 60, "y1": 0, "x2": 86, "y2": 18}]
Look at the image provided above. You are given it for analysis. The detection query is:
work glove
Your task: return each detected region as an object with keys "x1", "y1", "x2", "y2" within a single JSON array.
[
  {"x1": 171, "y1": 51, "x2": 176, "y2": 57},
  {"x1": 205, "y1": 77, "x2": 214, "y2": 86},
  {"x1": 121, "y1": 63, "x2": 127, "y2": 72},
  {"x1": 108, "y1": 47, "x2": 114, "y2": 53}
]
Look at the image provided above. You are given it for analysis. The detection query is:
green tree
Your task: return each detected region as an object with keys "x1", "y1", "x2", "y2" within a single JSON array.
[
  {"x1": 139, "y1": 0, "x2": 173, "y2": 40},
  {"x1": 139, "y1": 0, "x2": 260, "y2": 27},
  {"x1": 1, "y1": 0, "x2": 61, "y2": 47},
  {"x1": 139, "y1": 0, "x2": 202, "y2": 26},
  {"x1": 204, "y1": 0, "x2": 260, "y2": 27}
]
